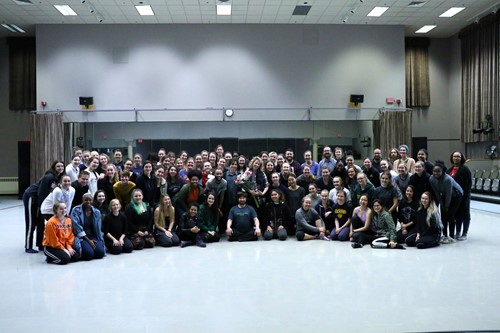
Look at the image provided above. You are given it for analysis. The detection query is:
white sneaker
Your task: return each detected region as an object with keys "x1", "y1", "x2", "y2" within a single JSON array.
[
  {"x1": 449, "y1": 236, "x2": 456, "y2": 243},
  {"x1": 457, "y1": 235, "x2": 468, "y2": 241},
  {"x1": 441, "y1": 237, "x2": 451, "y2": 244}
]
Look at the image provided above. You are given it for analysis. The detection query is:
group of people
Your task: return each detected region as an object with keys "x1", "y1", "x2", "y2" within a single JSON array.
[{"x1": 22, "y1": 144, "x2": 471, "y2": 264}]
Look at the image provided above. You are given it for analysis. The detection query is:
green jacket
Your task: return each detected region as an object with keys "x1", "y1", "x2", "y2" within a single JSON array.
[
  {"x1": 173, "y1": 183, "x2": 205, "y2": 212},
  {"x1": 373, "y1": 210, "x2": 397, "y2": 242},
  {"x1": 197, "y1": 204, "x2": 219, "y2": 232},
  {"x1": 352, "y1": 182, "x2": 375, "y2": 206}
]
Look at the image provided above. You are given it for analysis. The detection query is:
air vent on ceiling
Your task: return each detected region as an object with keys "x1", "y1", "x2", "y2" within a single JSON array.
[
  {"x1": 13, "y1": 0, "x2": 33, "y2": 5},
  {"x1": 408, "y1": 1, "x2": 426, "y2": 8},
  {"x1": 293, "y1": 5, "x2": 311, "y2": 16}
]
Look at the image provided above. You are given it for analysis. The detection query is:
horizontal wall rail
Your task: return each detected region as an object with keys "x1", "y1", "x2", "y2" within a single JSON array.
[{"x1": 32, "y1": 107, "x2": 410, "y2": 123}]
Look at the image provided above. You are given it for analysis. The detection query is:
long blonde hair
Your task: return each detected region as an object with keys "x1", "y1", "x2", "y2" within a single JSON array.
[
  {"x1": 420, "y1": 192, "x2": 442, "y2": 229},
  {"x1": 156, "y1": 194, "x2": 175, "y2": 228}
]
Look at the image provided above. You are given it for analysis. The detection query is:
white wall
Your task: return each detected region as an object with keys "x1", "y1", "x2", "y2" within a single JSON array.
[
  {"x1": 35, "y1": 24, "x2": 406, "y2": 158},
  {"x1": 36, "y1": 24, "x2": 405, "y2": 111},
  {"x1": 0, "y1": 26, "x2": 467, "y2": 177}
]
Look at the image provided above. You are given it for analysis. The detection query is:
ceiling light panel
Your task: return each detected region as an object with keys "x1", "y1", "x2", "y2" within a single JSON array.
[
  {"x1": 2, "y1": 23, "x2": 25, "y2": 33},
  {"x1": 54, "y1": 5, "x2": 77, "y2": 16},
  {"x1": 367, "y1": 7, "x2": 389, "y2": 17},
  {"x1": 439, "y1": 7, "x2": 465, "y2": 18},
  {"x1": 416, "y1": 25, "x2": 436, "y2": 33},
  {"x1": 217, "y1": 4, "x2": 232, "y2": 16},
  {"x1": 136, "y1": 5, "x2": 155, "y2": 16}
]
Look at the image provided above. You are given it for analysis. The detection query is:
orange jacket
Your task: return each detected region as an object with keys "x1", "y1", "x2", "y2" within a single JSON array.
[{"x1": 42, "y1": 216, "x2": 75, "y2": 250}]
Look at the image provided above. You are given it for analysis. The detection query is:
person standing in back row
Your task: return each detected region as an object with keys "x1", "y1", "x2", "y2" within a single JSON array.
[
  {"x1": 317, "y1": 146, "x2": 337, "y2": 178},
  {"x1": 446, "y1": 152, "x2": 471, "y2": 241}
]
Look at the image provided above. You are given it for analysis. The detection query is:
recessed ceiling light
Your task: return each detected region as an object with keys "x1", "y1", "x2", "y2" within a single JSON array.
[
  {"x1": 367, "y1": 7, "x2": 389, "y2": 17},
  {"x1": 439, "y1": 7, "x2": 465, "y2": 18},
  {"x1": 54, "y1": 5, "x2": 77, "y2": 16},
  {"x1": 416, "y1": 25, "x2": 437, "y2": 33},
  {"x1": 217, "y1": 4, "x2": 231, "y2": 16},
  {"x1": 136, "y1": 5, "x2": 154, "y2": 16},
  {"x1": 1, "y1": 23, "x2": 25, "y2": 33}
]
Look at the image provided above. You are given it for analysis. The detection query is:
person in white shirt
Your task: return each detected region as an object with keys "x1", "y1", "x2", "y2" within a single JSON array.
[
  {"x1": 328, "y1": 176, "x2": 351, "y2": 204},
  {"x1": 65, "y1": 155, "x2": 81, "y2": 182},
  {"x1": 40, "y1": 175, "x2": 76, "y2": 219}
]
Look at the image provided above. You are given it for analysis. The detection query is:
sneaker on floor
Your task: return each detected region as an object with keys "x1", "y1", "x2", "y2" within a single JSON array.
[
  {"x1": 351, "y1": 242, "x2": 363, "y2": 249},
  {"x1": 196, "y1": 239, "x2": 207, "y2": 248},
  {"x1": 180, "y1": 241, "x2": 192, "y2": 248},
  {"x1": 441, "y1": 237, "x2": 451, "y2": 244},
  {"x1": 457, "y1": 235, "x2": 468, "y2": 241},
  {"x1": 319, "y1": 235, "x2": 330, "y2": 241},
  {"x1": 25, "y1": 248, "x2": 38, "y2": 254},
  {"x1": 449, "y1": 236, "x2": 456, "y2": 243},
  {"x1": 394, "y1": 244, "x2": 406, "y2": 250}
]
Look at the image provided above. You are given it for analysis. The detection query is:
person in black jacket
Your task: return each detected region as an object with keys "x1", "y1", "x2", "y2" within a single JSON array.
[
  {"x1": 396, "y1": 185, "x2": 419, "y2": 243},
  {"x1": 135, "y1": 161, "x2": 157, "y2": 207},
  {"x1": 178, "y1": 202, "x2": 206, "y2": 248},
  {"x1": 362, "y1": 158, "x2": 381, "y2": 188},
  {"x1": 103, "y1": 199, "x2": 133, "y2": 254},
  {"x1": 409, "y1": 161, "x2": 431, "y2": 202},
  {"x1": 405, "y1": 192, "x2": 442, "y2": 249},
  {"x1": 262, "y1": 189, "x2": 291, "y2": 241},
  {"x1": 35, "y1": 160, "x2": 65, "y2": 250},
  {"x1": 447, "y1": 151, "x2": 472, "y2": 240}
]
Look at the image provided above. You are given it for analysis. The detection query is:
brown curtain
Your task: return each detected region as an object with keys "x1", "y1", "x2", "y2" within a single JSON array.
[
  {"x1": 459, "y1": 12, "x2": 500, "y2": 145},
  {"x1": 30, "y1": 113, "x2": 64, "y2": 183},
  {"x1": 7, "y1": 37, "x2": 36, "y2": 111},
  {"x1": 377, "y1": 111, "x2": 412, "y2": 161},
  {"x1": 405, "y1": 37, "x2": 430, "y2": 107}
]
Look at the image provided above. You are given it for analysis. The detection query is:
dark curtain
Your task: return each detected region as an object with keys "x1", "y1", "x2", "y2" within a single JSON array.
[
  {"x1": 459, "y1": 12, "x2": 500, "y2": 145},
  {"x1": 7, "y1": 37, "x2": 36, "y2": 111},
  {"x1": 377, "y1": 111, "x2": 412, "y2": 161},
  {"x1": 405, "y1": 37, "x2": 430, "y2": 108},
  {"x1": 30, "y1": 113, "x2": 64, "y2": 183}
]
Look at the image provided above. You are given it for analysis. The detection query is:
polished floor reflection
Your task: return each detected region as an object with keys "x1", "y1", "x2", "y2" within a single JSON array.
[{"x1": 1, "y1": 197, "x2": 499, "y2": 333}]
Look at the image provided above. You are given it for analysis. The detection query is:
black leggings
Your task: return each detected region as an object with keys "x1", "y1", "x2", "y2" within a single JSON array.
[
  {"x1": 44, "y1": 246, "x2": 81, "y2": 265},
  {"x1": 23, "y1": 192, "x2": 38, "y2": 249},
  {"x1": 441, "y1": 195, "x2": 462, "y2": 238},
  {"x1": 405, "y1": 233, "x2": 440, "y2": 249},
  {"x1": 455, "y1": 192, "x2": 471, "y2": 236},
  {"x1": 105, "y1": 237, "x2": 134, "y2": 254},
  {"x1": 352, "y1": 230, "x2": 376, "y2": 245}
]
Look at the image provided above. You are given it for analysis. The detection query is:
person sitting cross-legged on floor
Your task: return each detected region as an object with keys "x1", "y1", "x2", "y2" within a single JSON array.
[
  {"x1": 295, "y1": 197, "x2": 329, "y2": 241},
  {"x1": 226, "y1": 192, "x2": 261, "y2": 242}
]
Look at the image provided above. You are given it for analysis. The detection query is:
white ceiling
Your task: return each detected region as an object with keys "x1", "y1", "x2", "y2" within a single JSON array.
[{"x1": 0, "y1": 0, "x2": 498, "y2": 38}]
